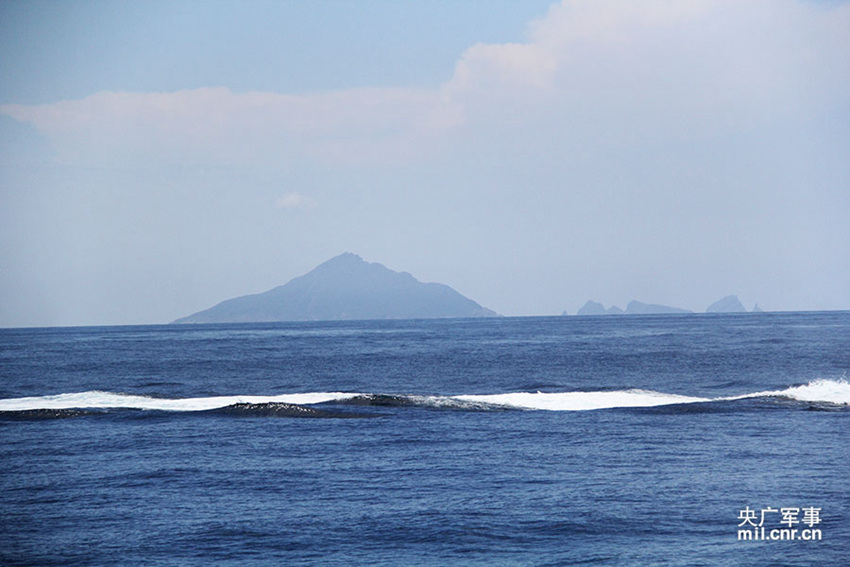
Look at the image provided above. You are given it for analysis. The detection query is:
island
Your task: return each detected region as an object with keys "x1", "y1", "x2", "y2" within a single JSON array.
[
  {"x1": 575, "y1": 295, "x2": 763, "y2": 316},
  {"x1": 706, "y1": 295, "x2": 747, "y2": 313},
  {"x1": 576, "y1": 300, "x2": 691, "y2": 316},
  {"x1": 624, "y1": 300, "x2": 692, "y2": 315},
  {"x1": 172, "y1": 253, "x2": 499, "y2": 323}
]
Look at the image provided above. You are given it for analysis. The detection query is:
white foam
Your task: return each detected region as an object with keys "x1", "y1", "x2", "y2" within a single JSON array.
[
  {"x1": 470, "y1": 379, "x2": 850, "y2": 411},
  {"x1": 453, "y1": 390, "x2": 709, "y2": 411},
  {"x1": 731, "y1": 378, "x2": 850, "y2": 406},
  {"x1": 0, "y1": 391, "x2": 358, "y2": 412},
  {"x1": 1, "y1": 380, "x2": 847, "y2": 413}
]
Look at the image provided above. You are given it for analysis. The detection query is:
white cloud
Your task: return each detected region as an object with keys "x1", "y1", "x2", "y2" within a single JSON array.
[
  {"x1": 1, "y1": 0, "x2": 848, "y2": 169},
  {"x1": 274, "y1": 192, "x2": 315, "y2": 211},
  {"x1": 0, "y1": 86, "x2": 442, "y2": 167},
  {"x1": 442, "y1": 0, "x2": 850, "y2": 137},
  {"x1": 450, "y1": 42, "x2": 558, "y2": 93}
]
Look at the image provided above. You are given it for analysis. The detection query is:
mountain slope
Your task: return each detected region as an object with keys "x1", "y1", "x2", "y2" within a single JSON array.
[
  {"x1": 625, "y1": 300, "x2": 692, "y2": 315},
  {"x1": 706, "y1": 295, "x2": 747, "y2": 313},
  {"x1": 173, "y1": 253, "x2": 499, "y2": 323}
]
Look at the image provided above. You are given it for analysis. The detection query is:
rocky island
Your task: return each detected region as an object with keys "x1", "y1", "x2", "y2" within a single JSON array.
[
  {"x1": 575, "y1": 294, "x2": 763, "y2": 316},
  {"x1": 173, "y1": 253, "x2": 499, "y2": 324}
]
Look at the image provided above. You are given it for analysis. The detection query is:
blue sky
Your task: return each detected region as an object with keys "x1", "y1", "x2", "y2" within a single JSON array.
[
  {"x1": 1, "y1": 0, "x2": 849, "y2": 326},
  {"x1": 1, "y1": 0, "x2": 552, "y2": 101}
]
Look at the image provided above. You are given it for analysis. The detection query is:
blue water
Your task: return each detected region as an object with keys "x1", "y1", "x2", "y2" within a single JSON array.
[{"x1": 1, "y1": 313, "x2": 848, "y2": 565}]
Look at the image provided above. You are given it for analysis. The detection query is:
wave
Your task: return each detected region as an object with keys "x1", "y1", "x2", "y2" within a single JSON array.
[
  {"x1": 0, "y1": 391, "x2": 355, "y2": 412},
  {"x1": 0, "y1": 379, "x2": 847, "y2": 416},
  {"x1": 343, "y1": 393, "x2": 506, "y2": 411},
  {"x1": 0, "y1": 408, "x2": 104, "y2": 420},
  {"x1": 454, "y1": 390, "x2": 709, "y2": 411},
  {"x1": 214, "y1": 402, "x2": 381, "y2": 419},
  {"x1": 733, "y1": 379, "x2": 850, "y2": 405}
]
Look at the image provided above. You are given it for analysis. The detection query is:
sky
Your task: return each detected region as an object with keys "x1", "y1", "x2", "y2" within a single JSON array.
[{"x1": 1, "y1": 0, "x2": 849, "y2": 327}]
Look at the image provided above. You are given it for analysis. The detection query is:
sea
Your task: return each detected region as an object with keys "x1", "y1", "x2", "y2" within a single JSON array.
[{"x1": 1, "y1": 312, "x2": 848, "y2": 566}]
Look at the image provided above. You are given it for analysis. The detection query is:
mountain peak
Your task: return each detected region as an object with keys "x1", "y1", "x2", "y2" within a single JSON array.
[
  {"x1": 173, "y1": 254, "x2": 499, "y2": 323},
  {"x1": 309, "y1": 252, "x2": 372, "y2": 275},
  {"x1": 323, "y1": 252, "x2": 364, "y2": 265}
]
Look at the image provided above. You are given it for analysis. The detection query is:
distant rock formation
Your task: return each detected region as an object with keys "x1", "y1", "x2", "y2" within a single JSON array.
[
  {"x1": 574, "y1": 295, "x2": 767, "y2": 316},
  {"x1": 173, "y1": 253, "x2": 499, "y2": 323},
  {"x1": 575, "y1": 300, "x2": 690, "y2": 316},
  {"x1": 577, "y1": 300, "x2": 607, "y2": 316},
  {"x1": 624, "y1": 300, "x2": 692, "y2": 315},
  {"x1": 706, "y1": 295, "x2": 747, "y2": 313},
  {"x1": 576, "y1": 300, "x2": 626, "y2": 316}
]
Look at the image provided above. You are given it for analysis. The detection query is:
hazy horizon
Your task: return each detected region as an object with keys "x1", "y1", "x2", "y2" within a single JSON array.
[
  {"x1": 2, "y1": 0, "x2": 849, "y2": 327},
  {"x1": 4, "y1": 250, "x2": 847, "y2": 329}
]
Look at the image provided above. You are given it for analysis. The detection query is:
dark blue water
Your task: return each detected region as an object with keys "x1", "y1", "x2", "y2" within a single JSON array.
[{"x1": 1, "y1": 313, "x2": 848, "y2": 565}]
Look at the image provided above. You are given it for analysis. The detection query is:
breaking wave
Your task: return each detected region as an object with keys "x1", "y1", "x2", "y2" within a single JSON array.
[
  {"x1": 0, "y1": 391, "x2": 355, "y2": 412},
  {"x1": 454, "y1": 390, "x2": 709, "y2": 411},
  {"x1": 732, "y1": 379, "x2": 850, "y2": 405},
  {"x1": 0, "y1": 379, "x2": 847, "y2": 417}
]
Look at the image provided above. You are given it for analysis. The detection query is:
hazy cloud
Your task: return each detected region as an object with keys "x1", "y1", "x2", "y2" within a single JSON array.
[
  {"x1": 275, "y1": 192, "x2": 315, "y2": 211},
  {"x1": 0, "y1": 87, "x2": 442, "y2": 167},
  {"x1": 2, "y1": 0, "x2": 848, "y2": 168}
]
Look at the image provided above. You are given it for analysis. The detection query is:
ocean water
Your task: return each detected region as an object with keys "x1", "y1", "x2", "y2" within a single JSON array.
[{"x1": 1, "y1": 312, "x2": 848, "y2": 566}]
